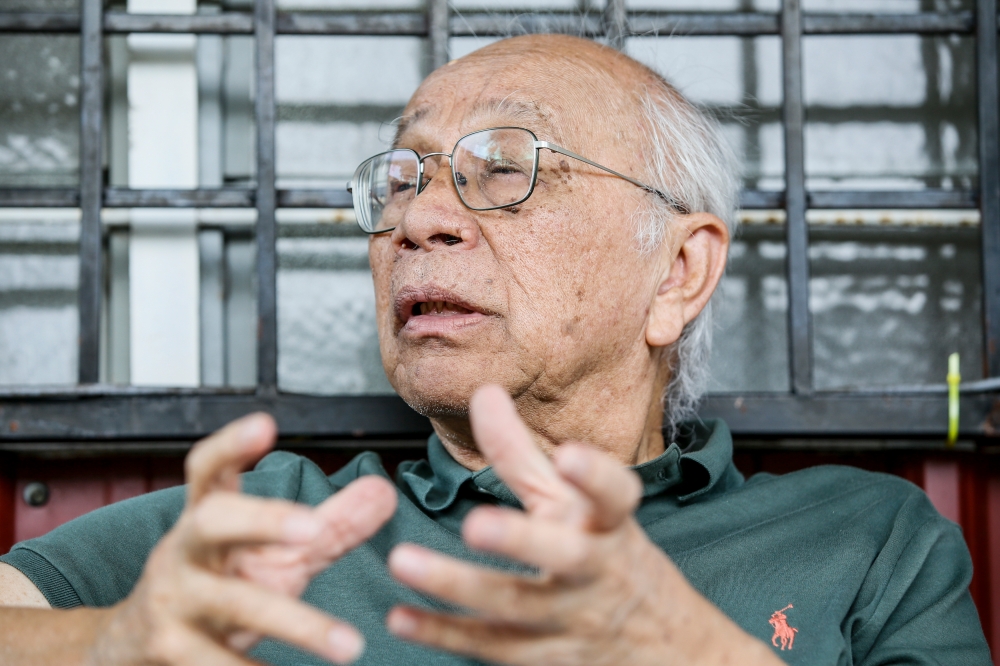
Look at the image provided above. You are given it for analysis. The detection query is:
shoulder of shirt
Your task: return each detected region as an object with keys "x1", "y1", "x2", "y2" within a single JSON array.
[
  {"x1": 243, "y1": 450, "x2": 392, "y2": 505},
  {"x1": 742, "y1": 464, "x2": 956, "y2": 530}
]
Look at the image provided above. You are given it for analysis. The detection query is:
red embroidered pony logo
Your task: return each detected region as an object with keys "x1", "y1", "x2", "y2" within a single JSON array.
[{"x1": 769, "y1": 604, "x2": 798, "y2": 651}]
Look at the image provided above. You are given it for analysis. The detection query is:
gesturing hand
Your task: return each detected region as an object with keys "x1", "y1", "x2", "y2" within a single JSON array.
[
  {"x1": 385, "y1": 385, "x2": 778, "y2": 666},
  {"x1": 90, "y1": 413, "x2": 397, "y2": 666}
]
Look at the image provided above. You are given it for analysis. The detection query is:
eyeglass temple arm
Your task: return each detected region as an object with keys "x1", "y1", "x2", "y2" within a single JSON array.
[{"x1": 534, "y1": 141, "x2": 689, "y2": 214}]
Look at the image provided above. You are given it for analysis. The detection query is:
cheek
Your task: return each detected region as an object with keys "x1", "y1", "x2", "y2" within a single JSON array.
[
  {"x1": 497, "y1": 201, "x2": 649, "y2": 347},
  {"x1": 368, "y1": 241, "x2": 397, "y2": 350}
]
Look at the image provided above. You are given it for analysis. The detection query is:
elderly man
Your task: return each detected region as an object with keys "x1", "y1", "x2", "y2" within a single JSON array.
[{"x1": 0, "y1": 34, "x2": 990, "y2": 665}]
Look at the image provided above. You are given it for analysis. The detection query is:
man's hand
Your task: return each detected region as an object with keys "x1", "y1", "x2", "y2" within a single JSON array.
[
  {"x1": 91, "y1": 413, "x2": 398, "y2": 666},
  {"x1": 385, "y1": 385, "x2": 779, "y2": 666}
]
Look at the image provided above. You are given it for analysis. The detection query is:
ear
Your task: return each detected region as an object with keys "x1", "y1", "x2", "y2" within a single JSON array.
[{"x1": 645, "y1": 213, "x2": 730, "y2": 348}]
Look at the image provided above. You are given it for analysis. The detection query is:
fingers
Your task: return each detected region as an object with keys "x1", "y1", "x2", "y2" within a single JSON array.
[
  {"x1": 469, "y1": 385, "x2": 584, "y2": 522},
  {"x1": 185, "y1": 570, "x2": 363, "y2": 664},
  {"x1": 388, "y1": 544, "x2": 563, "y2": 626},
  {"x1": 146, "y1": 622, "x2": 260, "y2": 666},
  {"x1": 462, "y1": 508, "x2": 600, "y2": 575},
  {"x1": 307, "y1": 476, "x2": 398, "y2": 568},
  {"x1": 387, "y1": 607, "x2": 557, "y2": 666},
  {"x1": 553, "y1": 443, "x2": 642, "y2": 531},
  {"x1": 186, "y1": 413, "x2": 277, "y2": 505},
  {"x1": 178, "y1": 492, "x2": 322, "y2": 557}
]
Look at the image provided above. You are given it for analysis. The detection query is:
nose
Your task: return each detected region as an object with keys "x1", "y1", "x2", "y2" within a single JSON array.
[{"x1": 390, "y1": 161, "x2": 481, "y2": 254}]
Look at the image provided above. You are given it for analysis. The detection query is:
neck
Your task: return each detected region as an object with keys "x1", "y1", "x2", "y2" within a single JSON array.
[{"x1": 431, "y1": 371, "x2": 669, "y2": 471}]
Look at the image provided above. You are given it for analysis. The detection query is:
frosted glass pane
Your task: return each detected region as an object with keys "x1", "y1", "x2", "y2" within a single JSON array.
[
  {"x1": 810, "y1": 225, "x2": 982, "y2": 389},
  {"x1": 0, "y1": 36, "x2": 80, "y2": 187},
  {"x1": 0, "y1": 214, "x2": 79, "y2": 387},
  {"x1": 803, "y1": 35, "x2": 976, "y2": 189},
  {"x1": 709, "y1": 226, "x2": 790, "y2": 392},
  {"x1": 275, "y1": 36, "x2": 424, "y2": 188},
  {"x1": 801, "y1": 0, "x2": 971, "y2": 10},
  {"x1": 277, "y1": 219, "x2": 394, "y2": 395}
]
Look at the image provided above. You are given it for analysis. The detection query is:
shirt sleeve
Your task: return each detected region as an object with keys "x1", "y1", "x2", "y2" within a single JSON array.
[
  {"x1": 851, "y1": 498, "x2": 992, "y2": 665},
  {"x1": 0, "y1": 484, "x2": 186, "y2": 609},
  {"x1": 0, "y1": 450, "x2": 315, "y2": 609}
]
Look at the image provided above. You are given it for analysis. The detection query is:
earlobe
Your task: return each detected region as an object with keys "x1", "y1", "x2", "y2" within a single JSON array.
[{"x1": 644, "y1": 213, "x2": 730, "y2": 350}]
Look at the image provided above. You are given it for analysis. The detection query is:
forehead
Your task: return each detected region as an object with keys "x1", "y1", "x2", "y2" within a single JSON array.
[
  {"x1": 395, "y1": 95, "x2": 558, "y2": 147},
  {"x1": 393, "y1": 53, "x2": 614, "y2": 148}
]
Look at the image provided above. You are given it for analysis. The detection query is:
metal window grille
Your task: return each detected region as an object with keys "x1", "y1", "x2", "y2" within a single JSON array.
[{"x1": 0, "y1": 0, "x2": 998, "y2": 446}]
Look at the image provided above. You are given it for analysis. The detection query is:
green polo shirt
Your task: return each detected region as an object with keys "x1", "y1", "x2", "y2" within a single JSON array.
[{"x1": 1, "y1": 420, "x2": 990, "y2": 665}]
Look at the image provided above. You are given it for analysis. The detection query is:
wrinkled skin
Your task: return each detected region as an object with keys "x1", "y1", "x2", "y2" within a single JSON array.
[
  {"x1": 370, "y1": 35, "x2": 726, "y2": 469},
  {"x1": 369, "y1": 34, "x2": 781, "y2": 666}
]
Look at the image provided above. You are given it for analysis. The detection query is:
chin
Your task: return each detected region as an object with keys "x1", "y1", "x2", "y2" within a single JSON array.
[{"x1": 387, "y1": 353, "x2": 506, "y2": 420}]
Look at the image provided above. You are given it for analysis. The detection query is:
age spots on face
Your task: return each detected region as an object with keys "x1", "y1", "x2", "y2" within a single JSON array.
[
  {"x1": 558, "y1": 159, "x2": 574, "y2": 181},
  {"x1": 561, "y1": 315, "x2": 581, "y2": 337}
]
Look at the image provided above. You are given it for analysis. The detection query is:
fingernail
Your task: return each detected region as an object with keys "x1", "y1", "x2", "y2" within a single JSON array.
[
  {"x1": 283, "y1": 513, "x2": 321, "y2": 542},
  {"x1": 387, "y1": 610, "x2": 418, "y2": 637},
  {"x1": 390, "y1": 548, "x2": 428, "y2": 580},
  {"x1": 327, "y1": 626, "x2": 363, "y2": 663}
]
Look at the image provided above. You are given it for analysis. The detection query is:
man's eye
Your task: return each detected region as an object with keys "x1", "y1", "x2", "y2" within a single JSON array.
[
  {"x1": 392, "y1": 181, "x2": 414, "y2": 194},
  {"x1": 487, "y1": 160, "x2": 523, "y2": 175}
]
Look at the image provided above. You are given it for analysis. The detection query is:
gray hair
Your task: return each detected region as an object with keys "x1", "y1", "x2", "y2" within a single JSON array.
[{"x1": 630, "y1": 79, "x2": 740, "y2": 441}]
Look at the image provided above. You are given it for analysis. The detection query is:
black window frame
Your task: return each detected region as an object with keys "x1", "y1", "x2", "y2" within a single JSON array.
[{"x1": 0, "y1": 0, "x2": 998, "y2": 447}]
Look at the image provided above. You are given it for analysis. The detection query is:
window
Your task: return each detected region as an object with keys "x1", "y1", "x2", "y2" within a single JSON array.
[{"x1": 0, "y1": 0, "x2": 998, "y2": 444}]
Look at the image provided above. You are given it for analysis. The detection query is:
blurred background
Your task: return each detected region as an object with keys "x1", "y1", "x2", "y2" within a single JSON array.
[{"x1": 0, "y1": 0, "x2": 998, "y2": 658}]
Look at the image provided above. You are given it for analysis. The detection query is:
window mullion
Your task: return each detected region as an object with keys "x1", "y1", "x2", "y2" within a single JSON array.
[
  {"x1": 976, "y1": 0, "x2": 1000, "y2": 379},
  {"x1": 254, "y1": 0, "x2": 278, "y2": 393},
  {"x1": 781, "y1": 0, "x2": 812, "y2": 395},
  {"x1": 78, "y1": 0, "x2": 104, "y2": 384}
]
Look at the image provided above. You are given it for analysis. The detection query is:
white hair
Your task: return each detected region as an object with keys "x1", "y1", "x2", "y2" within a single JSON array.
[{"x1": 630, "y1": 80, "x2": 741, "y2": 441}]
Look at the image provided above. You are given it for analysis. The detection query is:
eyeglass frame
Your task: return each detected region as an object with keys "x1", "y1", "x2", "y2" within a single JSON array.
[{"x1": 347, "y1": 126, "x2": 690, "y2": 235}]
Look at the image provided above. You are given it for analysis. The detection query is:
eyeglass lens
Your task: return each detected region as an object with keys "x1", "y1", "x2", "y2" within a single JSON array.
[{"x1": 355, "y1": 128, "x2": 538, "y2": 233}]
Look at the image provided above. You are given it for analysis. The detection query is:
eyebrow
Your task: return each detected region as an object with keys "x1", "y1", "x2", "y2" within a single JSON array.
[{"x1": 393, "y1": 97, "x2": 558, "y2": 148}]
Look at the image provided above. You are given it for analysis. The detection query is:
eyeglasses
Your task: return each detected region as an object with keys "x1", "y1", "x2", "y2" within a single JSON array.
[{"x1": 347, "y1": 126, "x2": 689, "y2": 234}]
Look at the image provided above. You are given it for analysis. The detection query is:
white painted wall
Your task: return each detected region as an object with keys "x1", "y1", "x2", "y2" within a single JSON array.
[{"x1": 126, "y1": 0, "x2": 200, "y2": 387}]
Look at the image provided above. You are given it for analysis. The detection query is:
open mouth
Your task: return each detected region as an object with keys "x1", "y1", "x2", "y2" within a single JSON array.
[
  {"x1": 412, "y1": 301, "x2": 474, "y2": 317},
  {"x1": 395, "y1": 287, "x2": 490, "y2": 333}
]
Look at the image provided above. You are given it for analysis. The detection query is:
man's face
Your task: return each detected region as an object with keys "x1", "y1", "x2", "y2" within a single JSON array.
[{"x1": 368, "y1": 40, "x2": 664, "y2": 422}]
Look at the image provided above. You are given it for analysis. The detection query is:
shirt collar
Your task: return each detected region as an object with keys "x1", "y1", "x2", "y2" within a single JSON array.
[{"x1": 398, "y1": 419, "x2": 735, "y2": 512}]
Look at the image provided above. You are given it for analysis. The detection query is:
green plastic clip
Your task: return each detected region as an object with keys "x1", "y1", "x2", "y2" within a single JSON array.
[{"x1": 947, "y1": 352, "x2": 960, "y2": 447}]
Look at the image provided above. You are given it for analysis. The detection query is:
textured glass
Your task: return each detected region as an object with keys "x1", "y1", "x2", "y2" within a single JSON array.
[
  {"x1": 276, "y1": 0, "x2": 420, "y2": 8},
  {"x1": 802, "y1": 0, "x2": 971, "y2": 11},
  {"x1": 628, "y1": 0, "x2": 779, "y2": 10},
  {"x1": 0, "y1": 215, "x2": 79, "y2": 386},
  {"x1": 275, "y1": 36, "x2": 424, "y2": 189},
  {"x1": 709, "y1": 226, "x2": 790, "y2": 392},
  {"x1": 810, "y1": 222, "x2": 982, "y2": 389},
  {"x1": 277, "y1": 217, "x2": 393, "y2": 395},
  {"x1": 2, "y1": 0, "x2": 78, "y2": 9},
  {"x1": 803, "y1": 35, "x2": 976, "y2": 190},
  {"x1": 452, "y1": 0, "x2": 603, "y2": 9},
  {"x1": 0, "y1": 36, "x2": 80, "y2": 187}
]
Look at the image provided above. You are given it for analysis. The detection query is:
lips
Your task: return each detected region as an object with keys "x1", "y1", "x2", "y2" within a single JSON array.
[{"x1": 394, "y1": 285, "x2": 491, "y2": 334}]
